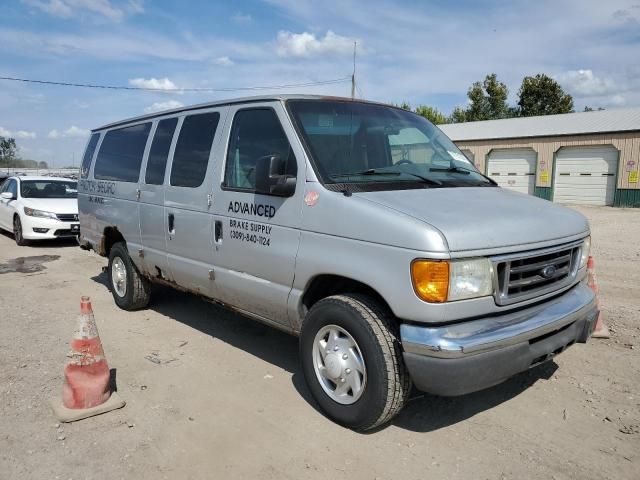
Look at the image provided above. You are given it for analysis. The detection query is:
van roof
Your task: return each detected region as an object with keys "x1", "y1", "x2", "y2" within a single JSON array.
[{"x1": 93, "y1": 94, "x2": 393, "y2": 131}]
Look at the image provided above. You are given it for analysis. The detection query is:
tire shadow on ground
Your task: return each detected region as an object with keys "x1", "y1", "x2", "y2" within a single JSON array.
[{"x1": 90, "y1": 271, "x2": 558, "y2": 434}]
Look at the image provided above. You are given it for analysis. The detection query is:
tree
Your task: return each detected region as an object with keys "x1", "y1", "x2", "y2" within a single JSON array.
[
  {"x1": 449, "y1": 106, "x2": 467, "y2": 123},
  {"x1": 450, "y1": 73, "x2": 510, "y2": 122},
  {"x1": 517, "y1": 74, "x2": 574, "y2": 117},
  {"x1": 483, "y1": 74, "x2": 509, "y2": 120},
  {"x1": 414, "y1": 105, "x2": 449, "y2": 125},
  {"x1": 0, "y1": 136, "x2": 18, "y2": 166},
  {"x1": 584, "y1": 106, "x2": 605, "y2": 112}
]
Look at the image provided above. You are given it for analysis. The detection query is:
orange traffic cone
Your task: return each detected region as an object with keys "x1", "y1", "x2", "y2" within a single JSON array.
[
  {"x1": 587, "y1": 257, "x2": 611, "y2": 339},
  {"x1": 51, "y1": 297, "x2": 125, "y2": 422}
]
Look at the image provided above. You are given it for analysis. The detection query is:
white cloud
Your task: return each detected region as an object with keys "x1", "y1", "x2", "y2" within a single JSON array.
[
  {"x1": 64, "y1": 125, "x2": 90, "y2": 137},
  {"x1": 0, "y1": 126, "x2": 36, "y2": 139},
  {"x1": 232, "y1": 12, "x2": 252, "y2": 23},
  {"x1": 144, "y1": 100, "x2": 184, "y2": 113},
  {"x1": 214, "y1": 56, "x2": 234, "y2": 66},
  {"x1": 558, "y1": 69, "x2": 616, "y2": 96},
  {"x1": 129, "y1": 77, "x2": 180, "y2": 92},
  {"x1": 47, "y1": 126, "x2": 90, "y2": 139},
  {"x1": 21, "y1": 0, "x2": 132, "y2": 21},
  {"x1": 276, "y1": 30, "x2": 356, "y2": 58}
]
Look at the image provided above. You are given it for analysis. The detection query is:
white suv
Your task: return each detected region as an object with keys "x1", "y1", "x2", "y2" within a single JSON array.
[{"x1": 0, "y1": 176, "x2": 79, "y2": 246}]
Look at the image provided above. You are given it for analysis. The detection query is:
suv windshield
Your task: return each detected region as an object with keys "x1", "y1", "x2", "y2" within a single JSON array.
[
  {"x1": 288, "y1": 100, "x2": 494, "y2": 190},
  {"x1": 20, "y1": 180, "x2": 78, "y2": 199}
]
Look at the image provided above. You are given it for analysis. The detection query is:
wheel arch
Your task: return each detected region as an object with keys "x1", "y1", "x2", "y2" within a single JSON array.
[
  {"x1": 301, "y1": 274, "x2": 394, "y2": 320},
  {"x1": 99, "y1": 226, "x2": 126, "y2": 257}
]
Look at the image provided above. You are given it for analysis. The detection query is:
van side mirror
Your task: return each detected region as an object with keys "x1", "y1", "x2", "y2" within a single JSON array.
[
  {"x1": 0, "y1": 191, "x2": 14, "y2": 200},
  {"x1": 255, "y1": 155, "x2": 296, "y2": 197}
]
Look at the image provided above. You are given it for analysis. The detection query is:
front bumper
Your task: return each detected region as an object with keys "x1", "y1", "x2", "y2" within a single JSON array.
[
  {"x1": 21, "y1": 215, "x2": 79, "y2": 240},
  {"x1": 401, "y1": 282, "x2": 598, "y2": 396}
]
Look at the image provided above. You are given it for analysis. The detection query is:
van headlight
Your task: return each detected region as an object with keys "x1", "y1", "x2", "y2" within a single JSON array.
[
  {"x1": 411, "y1": 258, "x2": 494, "y2": 303},
  {"x1": 23, "y1": 207, "x2": 58, "y2": 219},
  {"x1": 579, "y1": 236, "x2": 591, "y2": 269}
]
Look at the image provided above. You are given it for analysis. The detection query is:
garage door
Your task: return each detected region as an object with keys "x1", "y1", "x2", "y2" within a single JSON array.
[
  {"x1": 553, "y1": 146, "x2": 618, "y2": 206},
  {"x1": 487, "y1": 148, "x2": 536, "y2": 194}
]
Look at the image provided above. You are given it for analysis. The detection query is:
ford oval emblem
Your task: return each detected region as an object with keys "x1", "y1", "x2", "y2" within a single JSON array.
[{"x1": 540, "y1": 265, "x2": 557, "y2": 279}]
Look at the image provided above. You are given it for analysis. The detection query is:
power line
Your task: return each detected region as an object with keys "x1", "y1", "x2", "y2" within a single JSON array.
[{"x1": 0, "y1": 75, "x2": 351, "y2": 92}]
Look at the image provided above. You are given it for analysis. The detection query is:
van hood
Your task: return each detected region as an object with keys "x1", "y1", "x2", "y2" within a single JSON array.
[
  {"x1": 22, "y1": 198, "x2": 78, "y2": 214},
  {"x1": 357, "y1": 187, "x2": 589, "y2": 253}
]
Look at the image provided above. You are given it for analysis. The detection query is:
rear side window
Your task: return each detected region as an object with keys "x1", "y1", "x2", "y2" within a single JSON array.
[
  {"x1": 80, "y1": 133, "x2": 100, "y2": 179},
  {"x1": 170, "y1": 112, "x2": 220, "y2": 188},
  {"x1": 145, "y1": 118, "x2": 178, "y2": 185},
  {"x1": 224, "y1": 108, "x2": 296, "y2": 190},
  {"x1": 94, "y1": 123, "x2": 152, "y2": 182}
]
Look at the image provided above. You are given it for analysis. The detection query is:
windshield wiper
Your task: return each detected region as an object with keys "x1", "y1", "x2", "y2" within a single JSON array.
[
  {"x1": 331, "y1": 169, "x2": 401, "y2": 178},
  {"x1": 332, "y1": 169, "x2": 442, "y2": 186},
  {"x1": 429, "y1": 166, "x2": 472, "y2": 174},
  {"x1": 430, "y1": 165, "x2": 498, "y2": 186}
]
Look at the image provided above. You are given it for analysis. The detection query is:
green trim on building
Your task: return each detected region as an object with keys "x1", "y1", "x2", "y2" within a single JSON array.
[
  {"x1": 613, "y1": 189, "x2": 640, "y2": 207},
  {"x1": 534, "y1": 186, "x2": 553, "y2": 201}
]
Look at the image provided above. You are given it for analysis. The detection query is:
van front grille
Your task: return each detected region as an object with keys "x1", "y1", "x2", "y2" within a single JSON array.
[{"x1": 493, "y1": 242, "x2": 582, "y2": 305}]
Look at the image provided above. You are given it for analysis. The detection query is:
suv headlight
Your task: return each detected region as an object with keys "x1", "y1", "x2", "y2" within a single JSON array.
[
  {"x1": 23, "y1": 207, "x2": 58, "y2": 219},
  {"x1": 411, "y1": 258, "x2": 494, "y2": 303},
  {"x1": 579, "y1": 236, "x2": 591, "y2": 269}
]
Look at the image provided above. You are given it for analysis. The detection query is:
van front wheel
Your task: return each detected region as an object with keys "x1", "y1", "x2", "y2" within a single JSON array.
[
  {"x1": 300, "y1": 294, "x2": 410, "y2": 431},
  {"x1": 107, "y1": 242, "x2": 151, "y2": 310}
]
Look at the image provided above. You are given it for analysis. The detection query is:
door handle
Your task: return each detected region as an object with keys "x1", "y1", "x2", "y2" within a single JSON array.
[
  {"x1": 168, "y1": 213, "x2": 175, "y2": 234},
  {"x1": 214, "y1": 220, "x2": 223, "y2": 242}
]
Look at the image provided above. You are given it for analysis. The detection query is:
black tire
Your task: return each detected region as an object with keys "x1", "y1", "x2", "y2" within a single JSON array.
[
  {"x1": 13, "y1": 215, "x2": 29, "y2": 246},
  {"x1": 107, "y1": 242, "x2": 151, "y2": 310},
  {"x1": 300, "y1": 294, "x2": 411, "y2": 431}
]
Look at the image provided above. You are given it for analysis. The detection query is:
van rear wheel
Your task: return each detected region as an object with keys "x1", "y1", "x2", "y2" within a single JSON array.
[
  {"x1": 108, "y1": 242, "x2": 151, "y2": 310},
  {"x1": 300, "y1": 294, "x2": 410, "y2": 431}
]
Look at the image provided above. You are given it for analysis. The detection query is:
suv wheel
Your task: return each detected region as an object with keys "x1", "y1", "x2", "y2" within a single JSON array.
[
  {"x1": 13, "y1": 215, "x2": 28, "y2": 246},
  {"x1": 108, "y1": 242, "x2": 151, "y2": 310},
  {"x1": 300, "y1": 294, "x2": 410, "y2": 431}
]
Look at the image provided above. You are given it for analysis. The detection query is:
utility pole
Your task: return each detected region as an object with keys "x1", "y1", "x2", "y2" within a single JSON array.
[{"x1": 351, "y1": 41, "x2": 357, "y2": 99}]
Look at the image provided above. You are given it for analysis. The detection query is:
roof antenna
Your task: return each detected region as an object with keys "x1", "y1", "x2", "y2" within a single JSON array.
[{"x1": 351, "y1": 41, "x2": 357, "y2": 100}]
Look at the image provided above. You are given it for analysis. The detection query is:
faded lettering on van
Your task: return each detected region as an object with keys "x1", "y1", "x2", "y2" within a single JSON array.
[
  {"x1": 78, "y1": 179, "x2": 117, "y2": 196},
  {"x1": 229, "y1": 219, "x2": 272, "y2": 247},
  {"x1": 227, "y1": 201, "x2": 276, "y2": 219}
]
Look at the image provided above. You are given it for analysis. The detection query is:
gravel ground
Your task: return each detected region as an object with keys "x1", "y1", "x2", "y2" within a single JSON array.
[{"x1": 0, "y1": 205, "x2": 638, "y2": 480}]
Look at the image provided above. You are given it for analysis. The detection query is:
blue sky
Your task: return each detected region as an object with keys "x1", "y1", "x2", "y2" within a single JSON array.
[{"x1": 1, "y1": 0, "x2": 639, "y2": 166}]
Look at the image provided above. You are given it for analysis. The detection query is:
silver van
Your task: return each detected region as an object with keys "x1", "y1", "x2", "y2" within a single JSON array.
[{"x1": 78, "y1": 95, "x2": 598, "y2": 430}]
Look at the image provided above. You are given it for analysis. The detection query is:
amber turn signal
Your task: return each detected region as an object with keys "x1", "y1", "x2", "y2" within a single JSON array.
[{"x1": 411, "y1": 260, "x2": 449, "y2": 303}]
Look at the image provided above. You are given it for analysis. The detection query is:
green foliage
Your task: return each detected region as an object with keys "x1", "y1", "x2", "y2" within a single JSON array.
[
  {"x1": 0, "y1": 136, "x2": 18, "y2": 165},
  {"x1": 454, "y1": 74, "x2": 511, "y2": 122},
  {"x1": 449, "y1": 106, "x2": 467, "y2": 123},
  {"x1": 0, "y1": 135, "x2": 48, "y2": 169},
  {"x1": 517, "y1": 74, "x2": 574, "y2": 117},
  {"x1": 414, "y1": 105, "x2": 449, "y2": 125}
]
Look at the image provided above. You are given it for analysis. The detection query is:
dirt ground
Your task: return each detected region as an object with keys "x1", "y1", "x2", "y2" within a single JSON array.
[{"x1": 0, "y1": 206, "x2": 638, "y2": 480}]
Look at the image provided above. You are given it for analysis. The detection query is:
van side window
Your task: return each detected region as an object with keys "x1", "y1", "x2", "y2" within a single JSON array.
[
  {"x1": 170, "y1": 112, "x2": 220, "y2": 188},
  {"x1": 145, "y1": 118, "x2": 178, "y2": 185},
  {"x1": 94, "y1": 123, "x2": 151, "y2": 182},
  {"x1": 80, "y1": 133, "x2": 100, "y2": 179},
  {"x1": 224, "y1": 108, "x2": 296, "y2": 191}
]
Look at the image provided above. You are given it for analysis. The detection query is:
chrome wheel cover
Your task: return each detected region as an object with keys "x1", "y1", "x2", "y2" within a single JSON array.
[
  {"x1": 111, "y1": 257, "x2": 127, "y2": 297},
  {"x1": 312, "y1": 324, "x2": 367, "y2": 405}
]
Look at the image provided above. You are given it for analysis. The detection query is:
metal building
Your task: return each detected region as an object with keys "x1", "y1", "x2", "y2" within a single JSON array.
[{"x1": 439, "y1": 108, "x2": 640, "y2": 207}]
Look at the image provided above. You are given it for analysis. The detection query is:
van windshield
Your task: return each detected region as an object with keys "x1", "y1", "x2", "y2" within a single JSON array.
[
  {"x1": 288, "y1": 100, "x2": 494, "y2": 190},
  {"x1": 20, "y1": 180, "x2": 78, "y2": 199}
]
